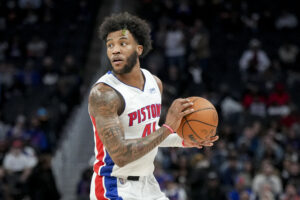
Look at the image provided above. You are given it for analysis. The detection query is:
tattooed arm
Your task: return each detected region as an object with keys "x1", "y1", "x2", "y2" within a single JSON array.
[{"x1": 88, "y1": 83, "x2": 194, "y2": 167}]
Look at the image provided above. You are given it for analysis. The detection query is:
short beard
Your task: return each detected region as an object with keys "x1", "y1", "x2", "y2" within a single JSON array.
[{"x1": 112, "y1": 51, "x2": 138, "y2": 75}]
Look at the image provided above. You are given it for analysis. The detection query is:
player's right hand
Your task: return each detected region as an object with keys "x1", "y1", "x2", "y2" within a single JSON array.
[{"x1": 165, "y1": 98, "x2": 194, "y2": 132}]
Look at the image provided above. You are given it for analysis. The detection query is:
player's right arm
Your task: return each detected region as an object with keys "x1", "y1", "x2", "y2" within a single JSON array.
[{"x1": 88, "y1": 83, "x2": 193, "y2": 167}]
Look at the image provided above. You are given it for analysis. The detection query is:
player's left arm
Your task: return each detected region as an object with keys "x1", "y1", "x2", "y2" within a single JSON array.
[{"x1": 153, "y1": 75, "x2": 218, "y2": 148}]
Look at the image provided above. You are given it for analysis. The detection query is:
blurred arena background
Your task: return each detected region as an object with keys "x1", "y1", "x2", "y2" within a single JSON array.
[{"x1": 0, "y1": 0, "x2": 300, "y2": 200}]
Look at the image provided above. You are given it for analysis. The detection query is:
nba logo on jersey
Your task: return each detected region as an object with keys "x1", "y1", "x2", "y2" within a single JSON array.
[{"x1": 149, "y1": 88, "x2": 156, "y2": 93}]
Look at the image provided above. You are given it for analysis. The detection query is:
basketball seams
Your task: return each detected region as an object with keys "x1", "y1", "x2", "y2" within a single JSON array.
[
  {"x1": 188, "y1": 119, "x2": 217, "y2": 127},
  {"x1": 190, "y1": 97, "x2": 200, "y2": 103},
  {"x1": 189, "y1": 107, "x2": 215, "y2": 115},
  {"x1": 184, "y1": 119, "x2": 202, "y2": 141},
  {"x1": 185, "y1": 120, "x2": 216, "y2": 141},
  {"x1": 180, "y1": 116, "x2": 188, "y2": 138}
]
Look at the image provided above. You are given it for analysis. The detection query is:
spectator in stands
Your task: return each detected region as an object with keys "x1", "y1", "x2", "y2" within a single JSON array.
[
  {"x1": 154, "y1": 22, "x2": 167, "y2": 51},
  {"x1": 268, "y1": 83, "x2": 290, "y2": 105},
  {"x1": 36, "y1": 106, "x2": 50, "y2": 131},
  {"x1": 220, "y1": 94, "x2": 243, "y2": 120},
  {"x1": 0, "y1": 62, "x2": 17, "y2": 100},
  {"x1": 200, "y1": 171, "x2": 228, "y2": 200},
  {"x1": 256, "y1": 183, "x2": 276, "y2": 200},
  {"x1": 19, "y1": 0, "x2": 42, "y2": 9},
  {"x1": 163, "y1": 65, "x2": 181, "y2": 99},
  {"x1": 280, "y1": 182, "x2": 300, "y2": 200},
  {"x1": 23, "y1": 10, "x2": 39, "y2": 25},
  {"x1": 27, "y1": 154, "x2": 60, "y2": 200},
  {"x1": 267, "y1": 83, "x2": 290, "y2": 117},
  {"x1": 16, "y1": 60, "x2": 41, "y2": 89},
  {"x1": 41, "y1": 56, "x2": 59, "y2": 87},
  {"x1": 242, "y1": 86, "x2": 267, "y2": 117},
  {"x1": 42, "y1": 0, "x2": 55, "y2": 23},
  {"x1": 228, "y1": 175, "x2": 253, "y2": 200},
  {"x1": 256, "y1": 133, "x2": 284, "y2": 165},
  {"x1": 278, "y1": 41, "x2": 299, "y2": 72},
  {"x1": 163, "y1": 176, "x2": 187, "y2": 200},
  {"x1": 280, "y1": 108, "x2": 300, "y2": 128},
  {"x1": 281, "y1": 158, "x2": 300, "y2": 189},
  {"x1": 250, "y1": 95, "x2": 267, "y2": 117},
  {"x1": 164, "y1": 21, "x2": 186, "y2": 73},
  {"x1": 61, "y1": 55, "x2": 79, "y2": 75},
  {"x1": 238, "y1": 160, "x2": 254, "y2": 189},
  {"x1": 6, "y1": 115, "x2": 27, "y2": 140},
  {"x1": 237, "y1": 125, "x2": 259, "y2": 158},
  {"x1": 188, "y1": 153, "x2": 211, "y2": 199},
  {"x1": 3, "y1": 140, "x2": 35, "y2": 172},
  {"x1": 275, "y1": 10, "x2": 298, "y2": 30},
  {"x1": 3, "y1": 139, "x2": 34, "y2": 199},
  {"x1": 239, "y1": 39, "x2": 270, "y2": 83},
  {"x1": 8, "y1": 36, "x2": 24, "y2": 61},
  {"x1": 26, "y1": 36, "x2": 47, "y2": 58},
  {"x1": 154, "y1": 161, "x2": 173, "y2": 192},
  {"x1": 220, "y1": 153, "x2": 241, "y2": 190},
  {"x1": 239, "y1": 190, "x2": 251, "y2": 200},
  {"x1": 211, "y1": 139, "x2": 229, "y2": 168},
  {"x1": 241, "y1": 13, "x2": 260, "y2": 34},
  {"x1": 283, "y1": 125, "x2": 300, "y2": 153},
  {"x1": 26, "y1": 116, "x2": 49, "y2": 152},
  {"x1": 189, "y1": 19, "x2": 210, "y2": 70},
  {"x1": 252, "y1": 160, "x2": 283, "y2": 198}
]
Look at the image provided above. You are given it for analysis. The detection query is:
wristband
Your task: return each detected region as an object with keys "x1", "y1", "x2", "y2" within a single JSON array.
[{"x1": 162, "y1": 124, "x2": 174, "y2": 134}]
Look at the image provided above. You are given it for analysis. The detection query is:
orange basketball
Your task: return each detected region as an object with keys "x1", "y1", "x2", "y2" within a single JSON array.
[{"x1": 177, "y1": 97, "x2": 218, "y2": 144}]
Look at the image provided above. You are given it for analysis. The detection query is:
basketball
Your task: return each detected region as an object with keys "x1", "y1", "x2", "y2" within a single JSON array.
[{"x1": 177, "y1": 97, "x2": 218, "y2": 144}]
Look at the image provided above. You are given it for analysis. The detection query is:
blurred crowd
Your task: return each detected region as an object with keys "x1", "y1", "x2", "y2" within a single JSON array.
[
  {"x1": 1, "y1": 0, "x2": 299, "y2": 199},
  {"x1": 77, "y1": 0, "x2": 300, "y2": 199},
  {"x1": 133, "y1": 0, "x2": 300, "y2": 200},
  {"x1": 0, "y1": 0, "x2": 98, "y2": 199}
]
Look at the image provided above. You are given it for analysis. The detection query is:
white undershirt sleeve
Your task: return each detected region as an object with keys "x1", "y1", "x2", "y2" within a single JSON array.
[{"x1": 159, "y1": 133, "x2": 184, "y2": 147}]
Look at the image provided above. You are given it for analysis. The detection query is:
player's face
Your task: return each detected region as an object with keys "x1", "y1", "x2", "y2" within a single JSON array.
[{"x1": 106, "y1": 30, "x2": 142, "y2": 74}]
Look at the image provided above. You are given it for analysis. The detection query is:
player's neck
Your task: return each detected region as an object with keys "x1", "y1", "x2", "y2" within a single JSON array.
[{"x1": 116, "y1": 63, "x2": 144, "y2": 90}]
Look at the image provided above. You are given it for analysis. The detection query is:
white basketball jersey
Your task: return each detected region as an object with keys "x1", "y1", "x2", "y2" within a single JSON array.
[{"x1": 90, "y1": 68, "x2": 162, "y2": 177}]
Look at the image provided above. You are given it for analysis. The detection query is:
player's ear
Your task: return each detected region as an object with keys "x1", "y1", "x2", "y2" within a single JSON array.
[{"x1": 137, "y1": 45, "x2": 143, "y2": 56}]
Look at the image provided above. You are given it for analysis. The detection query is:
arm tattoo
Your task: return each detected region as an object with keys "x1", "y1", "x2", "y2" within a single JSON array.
[{"x1": 88, "y1": 84, "x2": 169, "y2": 167}]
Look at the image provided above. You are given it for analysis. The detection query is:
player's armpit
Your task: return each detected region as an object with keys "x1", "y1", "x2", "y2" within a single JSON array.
[{"x1": 88, "y1": 83, "x2": 171, "y2": 167}]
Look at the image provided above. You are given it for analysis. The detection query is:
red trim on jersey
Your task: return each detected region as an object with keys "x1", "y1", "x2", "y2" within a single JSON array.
[
  {"x1": 91, "y1": 115, "x2": 105, "y2": 174},
  {"x1": 94, "y1": 174, "x2": 107, "y2": 200}
]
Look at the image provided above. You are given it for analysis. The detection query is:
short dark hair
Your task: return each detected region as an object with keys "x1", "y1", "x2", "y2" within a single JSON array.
[{"x1": 99, "y1": 12, "x2": 152, "y2": 57}]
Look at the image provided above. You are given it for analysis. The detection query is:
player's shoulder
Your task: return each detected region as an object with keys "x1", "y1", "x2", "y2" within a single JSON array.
[
  {"x1": 141, "y1": 68, "x2": 162, "y2": 93},
  {"x1": 152, "y1": 75, "x2": 162, "y2": 94},
  {"x1": 88, "y1": 83, "x2": 121, "y2": 116},
  {"x1": 152, "y1": 75, "x2": 162, "y2": 85},
  {"x1": 91, "y1": 82, "x2": 114, "y2": 92}
]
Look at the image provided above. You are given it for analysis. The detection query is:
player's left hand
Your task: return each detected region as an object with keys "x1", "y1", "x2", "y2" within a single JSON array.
[{"x1": 183, "y1": 135, "x2": 219, "y2": 148}]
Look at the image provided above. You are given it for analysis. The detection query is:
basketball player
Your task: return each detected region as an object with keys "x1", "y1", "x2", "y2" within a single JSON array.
[{"x1": 88, "y1": 12, "x2": 219, "y2": 200}]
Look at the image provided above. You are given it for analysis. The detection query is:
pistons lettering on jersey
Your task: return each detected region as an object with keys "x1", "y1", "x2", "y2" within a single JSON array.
[{"x1": 128, "y1": 104, "x2": 161, "y2": 126}]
